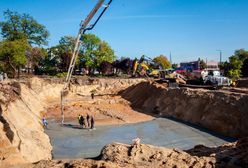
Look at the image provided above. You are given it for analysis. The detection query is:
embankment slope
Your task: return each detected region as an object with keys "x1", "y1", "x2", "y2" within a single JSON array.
[
  {"x1": 0, "y1": 77, "x2": 145, "y2": 166},
  {"x1": 120, "y1": 82, "x2": 248, "y2": 138}
]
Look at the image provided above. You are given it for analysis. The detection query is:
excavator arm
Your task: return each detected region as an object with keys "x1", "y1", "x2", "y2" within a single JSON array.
[{"x1": 61, "y1": 0, "x2": 113, "y2": 124}]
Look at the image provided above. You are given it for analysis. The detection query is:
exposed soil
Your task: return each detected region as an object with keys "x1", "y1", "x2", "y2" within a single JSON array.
[
  {"x1": 21, "y1": 137, "x2": 248, "y2": 168},
  {"x1": 120, "y1": 81, "x2": 248, "y2": 138},
  {"x1": 1, "y1": 77, "x2": 248, "y2": 167},
  {"x1": 45, "y1": 95, "x2": 153, "y2": 126}
]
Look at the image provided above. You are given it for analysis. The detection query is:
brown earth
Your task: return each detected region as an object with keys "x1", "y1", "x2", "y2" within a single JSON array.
[
  {"x1": 45, "y1": 95, "x2": 153, "y2": 126},
  {"x1": 21, "y1": 137, "x2": 248, "y2": 168},
  {"x1": 120, "y1": 81, "x2": 248, "y2": 138},
  {"x1": 237, "y1": 78, "x2": 248, "y2": 88},
  {"x1": 0, "y1": 77, "x2": 147, "y2": 167},
  {"x1": 1, "y1": 77, "x2": 248, "y2": 167}
]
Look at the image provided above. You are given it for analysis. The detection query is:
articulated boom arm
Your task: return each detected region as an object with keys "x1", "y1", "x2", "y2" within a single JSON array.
[{"x1": 61, "y1": 0, "x2": 113, "y2": 124}]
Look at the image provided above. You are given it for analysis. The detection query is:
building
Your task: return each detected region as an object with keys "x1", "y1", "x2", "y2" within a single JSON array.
[
  {"x1": 206, "y1": 61, "x2": 219, "y2": 71},
  {"x1": 180, "y1": 60, "x2": 200, "y2": 71}
]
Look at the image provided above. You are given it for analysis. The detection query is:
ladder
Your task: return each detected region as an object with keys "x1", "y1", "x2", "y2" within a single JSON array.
[{"x1": 61, "y1": 0, "x2": 113, "y2": 124}]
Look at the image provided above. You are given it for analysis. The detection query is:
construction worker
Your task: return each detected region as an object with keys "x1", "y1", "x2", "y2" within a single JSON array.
[
  {"x1": 42, "y1": 117, "x2": 48, "y2": 129},
  {"x1": 78, "y1": 114, "x2": 82, "y2": 125},
  {"x1": 86, "y1": 113, "x2": 90, "y2": 128},
  {"x1": 90, "y1": 116, "x2": 95, "y2": 129}
]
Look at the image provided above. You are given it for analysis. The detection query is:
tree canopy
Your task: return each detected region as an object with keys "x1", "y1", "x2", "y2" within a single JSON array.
[
  {"x1": 220, "y1": 49, "x2": 248, "y2": 80},
  {"x1": 80, "y1": 34, "x2": 115, "y2": 73},
  {"x1": 153, "y1": 55, "x2": 171, "y2": 69},
  {"x1": 0, "y1": 9, "x2": 49, "y2": 46},
  {"x1": 199, "y1": 59, "x2": 207, "y2": 70},
  {"x1": 0, "y1": 38, "x2": 29, "y2": 77}
]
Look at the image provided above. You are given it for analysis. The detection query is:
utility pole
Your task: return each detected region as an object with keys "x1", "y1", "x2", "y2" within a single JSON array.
[
  {"x1": 169, "y1": 52, "x2": 172, "y2": 64},
  {"x1": 216, "y1": 50, "x2": 222, "y2": 64}
]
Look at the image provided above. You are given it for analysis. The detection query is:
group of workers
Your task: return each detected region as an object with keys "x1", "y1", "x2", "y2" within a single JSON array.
[{"x1": 78, "y1": 113, "x2": 95, "y2": 129}]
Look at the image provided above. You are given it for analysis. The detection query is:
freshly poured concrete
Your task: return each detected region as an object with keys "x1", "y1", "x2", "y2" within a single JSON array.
[{"x1": 46, "y1": 118, "x2": 234, "y2": 159}]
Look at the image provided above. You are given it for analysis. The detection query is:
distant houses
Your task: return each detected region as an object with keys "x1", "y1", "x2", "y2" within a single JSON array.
[{"x1": 178, "y1": 60, "x2": 219, "y2": 71}]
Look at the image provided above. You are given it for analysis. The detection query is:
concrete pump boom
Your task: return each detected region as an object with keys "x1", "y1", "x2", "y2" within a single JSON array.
[{"x1": 61, "y1": 0, "x2": 113, "y2": 124}]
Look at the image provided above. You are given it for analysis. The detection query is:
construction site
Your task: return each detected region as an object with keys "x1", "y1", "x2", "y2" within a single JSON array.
[
  {"x1": 1, "y1": 0, "x2": 248, "y2": 168},
  {"x1": 0, "y1": 76, "x2": 248, "y2": 167}
]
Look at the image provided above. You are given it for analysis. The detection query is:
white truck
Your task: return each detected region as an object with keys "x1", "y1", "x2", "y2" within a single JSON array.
[{"x1": 203, "y1": 70, "x2": 231, "y2": 86}]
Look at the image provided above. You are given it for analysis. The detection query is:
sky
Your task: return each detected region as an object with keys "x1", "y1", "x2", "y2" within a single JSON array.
[{"x1": 0, "y1": 0, "x2": 248, "y2": 63}]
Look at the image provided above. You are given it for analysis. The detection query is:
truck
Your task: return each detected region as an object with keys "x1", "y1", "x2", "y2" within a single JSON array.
[{"x1": 203, "y1": 70, "x2": 231, "y2": 87}]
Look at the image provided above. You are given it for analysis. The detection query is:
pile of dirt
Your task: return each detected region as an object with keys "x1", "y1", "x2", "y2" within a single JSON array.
[
  {"x1": 120, "y1": 82, "x2": 248, "y2": 138},
  {"x1": 23, "y1": 137, "x2": 248, "y2": 168}
]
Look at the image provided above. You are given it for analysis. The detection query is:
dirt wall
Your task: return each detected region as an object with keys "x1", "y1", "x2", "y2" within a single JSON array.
[
  {"x1": 0, "y1": 77, "x2": 145, "y2": 166},
  {"x1": 0, "y1": 80, "x2": 52, "y2": 167},
  {"x1": 120, "y1": 82, "x2": 248, "y2": 138}
]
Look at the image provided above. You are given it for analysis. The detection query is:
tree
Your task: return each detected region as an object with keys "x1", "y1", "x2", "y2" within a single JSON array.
[
  {"x1": 172, "y1": 63, "x2": 178, "y2": 69},
  {"x1": 228, "y1": 55, "x2": 243, "y2": 80},
  {"x1": 234, "y1": 49, "x2": 248, "y2": 61},
  {"x1": 0, "y1": 39, "x2": 30, "y2": 77},
  {"x1": 80, "y1": 34, "x2": 115, "y2": 74},
  {"x1": 153, "y1": 55, "x2": 171, "y2": 69},
  {"x1": 37, "y1": 36, "x2": 79, "y2": 75},
  {"x1": 0, "y1": 10, "x2": 49, "y2": 46},
  {"x1": 26, "y1": 47, "x2": 47, "y2": 74},
  {"x1": 80, "y1": 34, "x2": 101, "y2": 71},
  {"x1": 94, "y1": 41, "x2": 115, "y2": 68},
  {"x1": 241, "y1": 59, "x2": 248, "y2": 77},
  {"x1": 234, "y1": 49, "x2": 248, "y2": 77},
  {"x1": 199, "y1": 59, "x2": 207, "y2": 70},
  {"x1": 58, "y1": 36, "x2": 77, "y2": 71}
]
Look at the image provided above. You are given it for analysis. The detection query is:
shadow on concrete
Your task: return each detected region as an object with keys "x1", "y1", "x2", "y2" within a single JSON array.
[
  {"x1": 62, "y1": 123, "x2": 89, "y2": 130},
  {"x1": 118, "y1": 82, "x2": 246, "y2": 167},
  {"x1": 118, "y1": 82, "x2": 236, "y2": 142}
]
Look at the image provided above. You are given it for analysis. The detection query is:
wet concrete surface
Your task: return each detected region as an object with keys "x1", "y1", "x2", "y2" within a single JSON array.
[{"x1": 46, "y1": 118, "x2": 234, "y2": 159}]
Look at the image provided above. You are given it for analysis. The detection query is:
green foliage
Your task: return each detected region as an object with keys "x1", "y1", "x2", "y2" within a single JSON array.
[
  {"x1": 199, "y1": 59, "x2": 207, "y2": 70},
  {"x1": 80, "y1": 34, "x2": 115, "y2": 72},
  {"x1": 27, "y1": 47, "x2": 47, "y2": 68},
  {"x1": 241, "y1": 59, "x2": 248, "y2": 77},
  {"x1": 220, "y1": 51, "x2": 244, "y2": 80},
  {"x1": 234, "y1": 49, "x2": 248, "y2": 61},
  {"x1": 172, "y1": 63, "x2": 178, "y2": 69},
  {"x1": 33, "y1": 34, "x2": 115, "y2": 76},
  {"x1": 80, "y1": 34, "x2": 101, "y2": 68},
  {"x1": 0, "y1": 9, "x2": 49, "y2": 46},
  {"x1": 153, "y1": 55, "x2": 171, "y2": 69},
  {"x1": 228, "y1": 55, "x2": 243, "y2": 80},
  {"x1": 94, "y1": 41, "x2": 115, "y2": 67},
  {"x1": 55, "y1": 72, "x2": 67, "y2": 78},
  {"x1": 36, "y1": 36, "x2": 78, "y2": 75},
  {"x1": 0, "y1": 39, "x2": 30, "y2": 77}
]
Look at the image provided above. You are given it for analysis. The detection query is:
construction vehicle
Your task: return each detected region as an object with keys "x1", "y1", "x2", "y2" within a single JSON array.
[
  {"x1": 132, "y1": 55, "x2": 163, "y2": 78},
  {"x1": 60, "y1": 0, "x2": 113, "y2": 124}
]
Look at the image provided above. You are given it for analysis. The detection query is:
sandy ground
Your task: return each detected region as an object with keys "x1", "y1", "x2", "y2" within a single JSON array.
[{"x1": 44, "y1": 94, "x2": 154, "y2": 126}]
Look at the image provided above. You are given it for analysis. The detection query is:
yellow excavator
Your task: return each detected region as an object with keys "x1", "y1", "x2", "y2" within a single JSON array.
[{"x1": 132, "y1": 55, "x2": 162, "y2": 78}]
